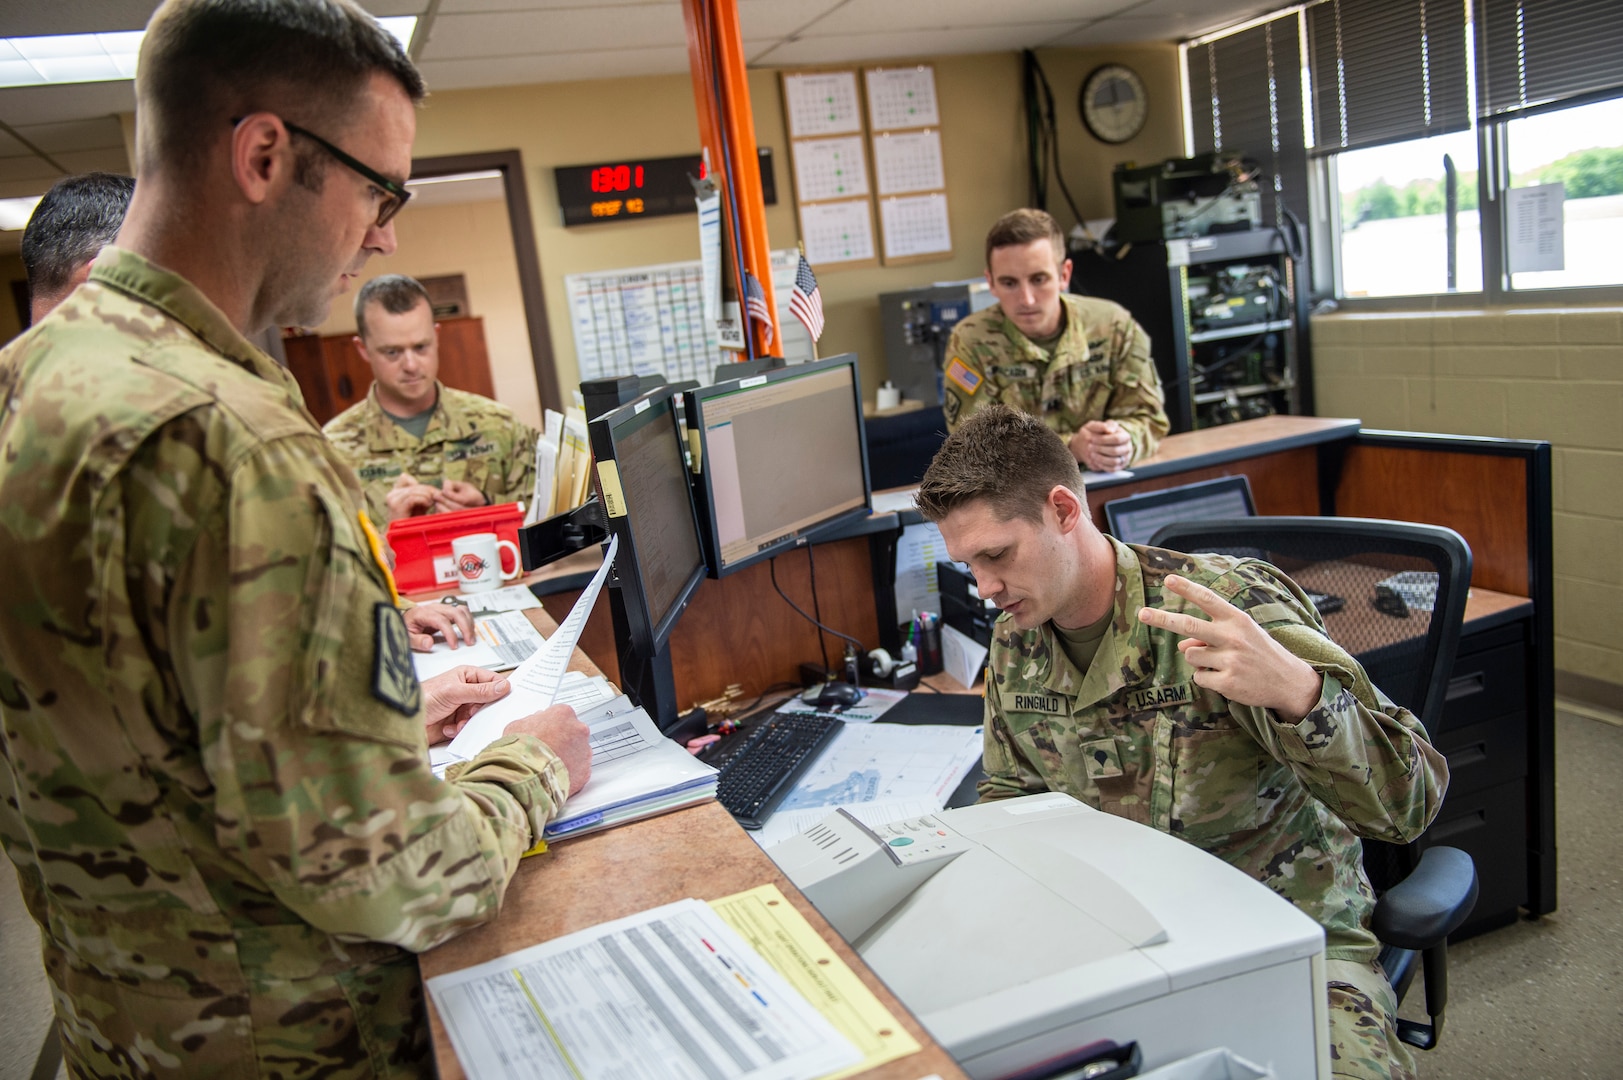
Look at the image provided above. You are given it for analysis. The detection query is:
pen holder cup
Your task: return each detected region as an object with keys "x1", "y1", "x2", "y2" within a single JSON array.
[{"x1": 919, "y1": 624, "x2": 943, "y2": 676}]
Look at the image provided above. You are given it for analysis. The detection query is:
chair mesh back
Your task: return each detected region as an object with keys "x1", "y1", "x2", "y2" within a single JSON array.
[{"x1": 1147, "y1": 517, "x2": 1472, "y2": 894}]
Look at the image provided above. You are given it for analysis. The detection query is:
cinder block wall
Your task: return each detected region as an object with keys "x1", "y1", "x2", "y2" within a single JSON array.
[{"x1": 1313, "y1": 308, "x2": 1623, "y2": 706}]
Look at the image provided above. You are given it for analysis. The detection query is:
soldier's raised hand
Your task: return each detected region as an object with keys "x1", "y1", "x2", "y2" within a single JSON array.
[{"x1": 1138, "y1": 574, "x2": 1323, "y2": 722}]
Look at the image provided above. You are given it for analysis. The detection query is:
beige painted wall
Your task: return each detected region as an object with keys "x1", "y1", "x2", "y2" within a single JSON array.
[
  {"x1": 307, "y1": 196, "x2": 540, "y2": 430},
  {"x1": 1313, "y1": 308, "x2": 1623, "y2": 691},
  {"x1": 406, "y1": 45, "x2": 1183, "y2": 406}
]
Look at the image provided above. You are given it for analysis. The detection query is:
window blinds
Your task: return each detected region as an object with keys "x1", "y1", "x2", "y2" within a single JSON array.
[{"x1": 1474, "y1": 0, "x2": 1623, "y2": 118}]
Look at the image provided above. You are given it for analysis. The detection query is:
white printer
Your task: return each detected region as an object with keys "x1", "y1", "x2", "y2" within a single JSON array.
[{"x1": 770, "y1": 793, "x2": 1330, "y2": 1079}]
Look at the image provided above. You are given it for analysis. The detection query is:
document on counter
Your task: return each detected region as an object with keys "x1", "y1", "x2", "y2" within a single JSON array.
[
  {"x1": 442, "y1": 534, "x2": 618, "y2": 760},
  {"x1": 541, "y1": 704, "x2": 718, "y2": 841},
  {"x1": 411, "y1": 610, "x2": 544, "y2": 681},
  {"x1": 428, "y1": 671, "x2": 621, "y2": 777},
  {"x1": 750, "y1": 797, "x2": 940, "y2": 851},
  {"x1": 771, "y1": 723, "x2": 983, "y2": 817},
  {"x1": 710, "y1": 884, "x2": 922, "y2": 1077},
  {"x1": 426, "y1": 898, "x2": 862, "y2": 1080}
]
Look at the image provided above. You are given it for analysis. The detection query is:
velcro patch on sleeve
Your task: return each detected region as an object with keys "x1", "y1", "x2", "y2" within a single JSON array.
[
  {"x1": 372, "y1": 603, "x2": 422, "y2": 717},
  {"x1": 944, "y1": 357, "x2": 983, "y2": 397}
]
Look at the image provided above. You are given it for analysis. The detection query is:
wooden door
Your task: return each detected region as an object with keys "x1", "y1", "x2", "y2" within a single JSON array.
[{"x1": 282, "y1": 315, "x2": 493, "y2": 426}]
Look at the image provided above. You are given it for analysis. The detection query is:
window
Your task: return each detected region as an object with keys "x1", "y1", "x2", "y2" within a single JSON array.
[{"x1": 1184, "y1": 0, "x2": 1623, "y2": 302}]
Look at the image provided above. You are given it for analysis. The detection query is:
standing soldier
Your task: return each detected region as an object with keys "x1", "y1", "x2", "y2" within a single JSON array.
[{"x1": 0, "y1": 1, "x2": 590, "y2": 1075}]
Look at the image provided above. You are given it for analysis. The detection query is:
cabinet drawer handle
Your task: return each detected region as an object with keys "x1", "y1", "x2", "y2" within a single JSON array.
[{"x1": 1445, "y1": 672, "x2": 1486, "y2": 701}]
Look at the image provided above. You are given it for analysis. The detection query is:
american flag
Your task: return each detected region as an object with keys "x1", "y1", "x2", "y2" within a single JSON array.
[
  {"x1": 788, "y1": 252, "x2": 824, "y2": 342},
  {"x1": 743, "y1": 269, "x2": 774, "y2": 348}
]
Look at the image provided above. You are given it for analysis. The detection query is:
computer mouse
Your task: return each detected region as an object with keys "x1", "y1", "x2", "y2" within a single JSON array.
[{"x1": 804, "y1": 681, "x2": 865, "y2": 710}]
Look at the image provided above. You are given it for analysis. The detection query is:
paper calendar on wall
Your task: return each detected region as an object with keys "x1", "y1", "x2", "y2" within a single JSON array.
[
  {"x1": 566, "y1": 250, "x2": 815, "y2": 385},
  {"x1": 864, "y1": 64, "x2": 952, "y2": 266}
]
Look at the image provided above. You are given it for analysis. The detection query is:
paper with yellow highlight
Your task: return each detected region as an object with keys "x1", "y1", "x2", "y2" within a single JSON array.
[{"x1": 710, "y1": 883, "x2": 923, "y2": 1078}]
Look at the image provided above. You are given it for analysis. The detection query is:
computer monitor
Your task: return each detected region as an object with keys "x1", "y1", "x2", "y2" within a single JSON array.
[
  {"x1": 588, "y1": 384, "x2": 708, "y2": 730},
  {"x1": 1103, "y1": 475, "x2": 1257, "y2": 546},
  {"x1": 685, "y1": 354, "x2": 872, "y2": 577}
]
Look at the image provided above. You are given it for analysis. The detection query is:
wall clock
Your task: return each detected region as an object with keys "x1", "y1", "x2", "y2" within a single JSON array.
[{"x1": 1080, "y1": 63, "x2": 1149, "y2": 145}]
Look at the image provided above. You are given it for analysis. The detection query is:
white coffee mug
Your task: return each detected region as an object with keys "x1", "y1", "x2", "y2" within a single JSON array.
[{"x1": 451, "y1": 532, "x2": 521, "y2": 593}]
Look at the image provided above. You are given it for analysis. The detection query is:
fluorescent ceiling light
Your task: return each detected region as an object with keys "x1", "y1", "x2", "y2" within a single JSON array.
[
  {"x1": 0, "y1": 196, "x2": 44, "y2": 231},
  {"x1": 0, "y1": 18, "x2": 415, "y2": 90}
]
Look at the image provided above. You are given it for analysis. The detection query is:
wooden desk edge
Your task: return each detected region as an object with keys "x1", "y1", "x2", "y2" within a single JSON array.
[{"x1": 418, "y1": 800, "x2": 966, "y2": 1079}]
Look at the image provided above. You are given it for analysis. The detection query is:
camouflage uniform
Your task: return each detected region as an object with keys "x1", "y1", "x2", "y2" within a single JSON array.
[
  {"x1": 0, "y1": 248, "x2": 571, "y2": 1078},
  {"x1": 942, "y1": 293, "x2": 1170, "y2": 464},
  {"x1": 323, "y1": 383, "x2": 539, "y2": 525},
  {"x1": 981, "y1": 538, "x2": 1449, "y2": 1080}
]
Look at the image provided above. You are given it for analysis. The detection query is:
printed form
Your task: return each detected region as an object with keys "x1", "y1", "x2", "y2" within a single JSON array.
[{"x1": 426, "y1": 898, "x2": 861, "y2": 1080}]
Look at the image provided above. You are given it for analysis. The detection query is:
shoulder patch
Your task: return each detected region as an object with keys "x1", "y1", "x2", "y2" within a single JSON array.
[
  {"x1": 372, "y1": 603, "x2": 422, "y2": 717},
  {"x1": 944, "y1": 357, "x2": 983, "y2": 397}
]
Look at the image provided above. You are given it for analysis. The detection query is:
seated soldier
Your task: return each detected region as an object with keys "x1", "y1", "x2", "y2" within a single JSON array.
[
  {"x1": 916, "y1": 403, "x2": 1448, "y2": 1080},
  {"x1": 324, "y1": 273, "x2": 540, "y2": 523}
]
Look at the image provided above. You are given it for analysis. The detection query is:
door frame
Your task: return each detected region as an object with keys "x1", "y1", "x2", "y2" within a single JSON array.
[{"x1": 408, "y1": 149, "x2": 561, "y2": 413}]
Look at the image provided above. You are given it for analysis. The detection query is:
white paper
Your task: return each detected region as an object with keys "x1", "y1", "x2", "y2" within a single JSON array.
[
  {"x1": 870, "y1": 487, "x2": 920, "y2": 515},
  {"x1": 427, "y1": 898, "x2": 861, "y2": 1080},
  {"x1": 791, "y1": 135, "x2": 870, "y2": 202},
  {"x1": 798, "y1": 198, "x2": 875, "y2": 266},
  {"x1": 463, "y1": 585, "x2": 543, "y2": 615},
  {"x1": 1507, "y1": 182, "x2": 1565, "y2": 273},
  {"x1": 773, "y1": 723, "x2": 984, "y2": 816},
  {"x1": 939, "y1": 622, "x2": 988, "y2": 690},
  {"x1": 782, "y1": 70, "x2": 863, "y2": 137},
  {"x1": 443, "y1": 534, "x2": 618, "y2": 760},
  {"x1": 865, "y1": 66, "x2": 940, "y2": 130},
  {"x1": 412, "y1": 610, "x2": 545, "y2": 680},
  {"x1": 871, "y1": 129, "x2": 944, "y2": 195},
  {"x1": 565, "y1": 261, "x2": 719, "y2": 386},
  {"x1": 751, "y1": 796, "x2": 941, "y2": 851},
  {"x1": 879, "y1": 193, "x2": 952, "y2": 259},
  {"x1": 698, "y1": 186, "x2": 723, "y2": 329},
  {"x1": 775, "y1": 686, "x2": 908, "y2": 724},
  {"x1": 544, "y1": 706, "x2": 719, "y2": 839},
  {"x1": 892, "y1": 521, "x2": 950, "y2": 622}
]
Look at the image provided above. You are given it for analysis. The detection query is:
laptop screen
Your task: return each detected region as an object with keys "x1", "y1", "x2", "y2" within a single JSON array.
[{"x1": 1103, "y1": 475, "x2": 1257, "y2": 547}]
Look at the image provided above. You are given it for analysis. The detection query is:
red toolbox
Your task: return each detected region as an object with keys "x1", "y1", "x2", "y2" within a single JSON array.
[{"x1": 385, "y1": 502, "x2": 524, "y2": 594}]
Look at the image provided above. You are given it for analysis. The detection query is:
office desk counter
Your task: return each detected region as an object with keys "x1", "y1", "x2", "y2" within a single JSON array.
[{"x1": 412, "y1": 603, "x2": 966, "y2": 1080}]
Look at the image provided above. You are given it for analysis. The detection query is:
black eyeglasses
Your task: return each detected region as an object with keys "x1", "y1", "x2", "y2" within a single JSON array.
[{"x1": 231, "y1": 116, "x2": 412, "y2": 228}]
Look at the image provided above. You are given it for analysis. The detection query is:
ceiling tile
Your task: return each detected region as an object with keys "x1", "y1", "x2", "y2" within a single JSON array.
[
  {"x1": 49, "y1": 146, "x2": 133, "y2": 174},
  {"x1": 422, "y1": 6, "x2": 689, "y2": 60},
  {"x1": 751, "y1": 22, "x2": 1081, "y2": 67},
  {"x1": 358, "y1": 0, "x2": 432, "y2": 16},
  {"x1": 435, "y1": 0, "x2": 675, "y2": 10},
  {"x1": 737, "y1": 0, "x2": 850, "y2": 41},
  {"x1": 1043, "y1": 13, "x2": 1224, "y2": 46},
  {"x1": 0, "y1": 154, "x2": 64, "y2": 185},
  {"x1": 1128, "y1": 0, "x2": 1279, "y2": 19},
  {"x1": 807, "y1": 0, "x2": 1116, "y2": 37},
  {"x1": 1, "y1": 1, "x2": 157, "y2": 38},
  {"x1": 0, "y1": 80, "x2": 135, "y2": 128},
  {"x1": 415, "y1": 46, "x2": 694, "y2": 91},
  {"x1": 11, "y1": 117, "x2": 126, "y2": 155}
]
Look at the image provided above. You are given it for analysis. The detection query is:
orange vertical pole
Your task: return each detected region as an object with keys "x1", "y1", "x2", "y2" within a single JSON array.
[{"x1": 682, "y1": 0, "x2": 780, "y2": 358}]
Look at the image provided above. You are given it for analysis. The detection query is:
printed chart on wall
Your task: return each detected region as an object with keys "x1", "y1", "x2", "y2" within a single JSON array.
[
  {"x1": 782, "y1": 68, "x2": 879, "y2": 271},
  {"x1": 865, "y1": 64, "x2": 951, "y2": 265},
  {"x1": 567, "y1": 250, "x2": 816, "y2": 385}
]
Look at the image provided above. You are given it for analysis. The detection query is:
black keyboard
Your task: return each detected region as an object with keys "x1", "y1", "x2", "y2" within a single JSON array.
[{"x1": 706, "y1": 712, "x2": 844, "y2": 830}]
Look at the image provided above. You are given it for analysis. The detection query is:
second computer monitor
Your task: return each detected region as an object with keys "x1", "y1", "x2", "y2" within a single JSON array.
[
  {"x1": 1103, "y1": 475, "x2": 1257, "y2": 547},
  {"x1": 687, "y1": 354, "x2": 872, "y2": 577}
]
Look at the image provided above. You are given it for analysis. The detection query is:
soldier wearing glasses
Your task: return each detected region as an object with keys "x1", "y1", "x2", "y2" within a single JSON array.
[{"x1": 0, "y1": 1, "x2": 591, "y2": 1074}]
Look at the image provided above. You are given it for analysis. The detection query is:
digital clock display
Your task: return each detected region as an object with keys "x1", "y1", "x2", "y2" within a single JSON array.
[{"x1": 554, "y1": 150, "x2": 776, "y2": 227}]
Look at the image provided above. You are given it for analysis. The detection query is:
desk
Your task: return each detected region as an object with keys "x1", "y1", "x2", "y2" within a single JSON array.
[
  {"x1": 533, "y1": 415, "x2": 1555, "y2": 938},
  {"x1": 411, "y1": 603, "x2": 966, "y2": 1079}
]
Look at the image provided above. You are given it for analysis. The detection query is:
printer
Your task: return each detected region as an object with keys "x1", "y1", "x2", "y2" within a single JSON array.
[{"x1": 771, "y1": 793, "x2": 1330, "y2": 1078}]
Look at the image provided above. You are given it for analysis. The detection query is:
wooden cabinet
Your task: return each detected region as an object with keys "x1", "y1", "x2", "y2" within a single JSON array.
[{"x1": 282, "y1": 315, "x2": 496, "y2": 425}]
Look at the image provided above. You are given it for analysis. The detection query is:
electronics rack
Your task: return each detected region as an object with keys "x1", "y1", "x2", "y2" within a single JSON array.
[{"x1": 1069, "y1": 230, "x2": 1312, "y2": 432}]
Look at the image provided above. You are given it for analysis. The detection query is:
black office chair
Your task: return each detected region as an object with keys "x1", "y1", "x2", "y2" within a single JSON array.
[{"x1": 1149, "y1": 516, "x2": 1480, "y2": 1051}]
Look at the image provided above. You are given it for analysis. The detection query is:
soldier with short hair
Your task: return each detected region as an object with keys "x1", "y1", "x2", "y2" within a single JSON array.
[
  {"x1": 916, "y1": 404, "x2": 1449, "y2": 1080},
  {"x1": 943, "y1": 208, "x2": 1169, "y2": 470},
  {"x1": 0, "y1": 1, "x2": 591, "y2": 1075},
  {"x1": 323, "y1": 273, "x2": 540, "y2": 525},
  {"x1": 20, "y1": 171, "x2": 135, "y2": 324}
]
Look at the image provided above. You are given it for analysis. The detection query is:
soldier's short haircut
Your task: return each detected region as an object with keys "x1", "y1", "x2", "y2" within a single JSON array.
[
  {"x1": 355, "y1": 274, "x2": 432, "y2": 340},
  {"x1": 984, "y1": 208, "x2": 1066, "y2": 268},
  {"x1": 136, "y1": 0, "x2": 426, "y2": 179},
  {"x1": 915, "y1": 404, "x2": 1083, "y2": 525},
  {"x1": 21, "y1": 172, "x2": 135, "y2": 302}
]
